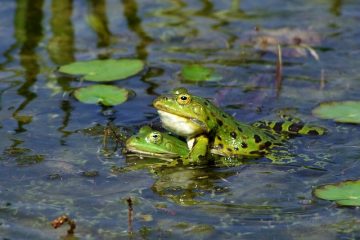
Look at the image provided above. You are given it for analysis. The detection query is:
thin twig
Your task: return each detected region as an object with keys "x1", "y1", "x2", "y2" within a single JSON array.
[
  {"x1": 103, "y1": 127, "x2": 111, "y2": 148},
  {"x1": 320, "y1": 68, "x2": 325, "y2": 90},
  {"x1": 103, "y1": 123, "x2": 126, "y2": 154},
  {"x1": 107, "y1": 123, "x2": 126, "y2": 145},
  {"x1": 275, "y1": 44, "x2": 283, "y2": 96}
]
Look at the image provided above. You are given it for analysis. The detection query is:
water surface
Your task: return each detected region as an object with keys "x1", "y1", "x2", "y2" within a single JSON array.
[{"x1": 0, "y1": 0, "x2": 360, "y2": 239}]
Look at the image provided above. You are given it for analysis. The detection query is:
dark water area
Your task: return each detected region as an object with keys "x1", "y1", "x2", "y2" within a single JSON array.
[{"x1": 0, "y1": 0, "x2": 360, "y2": 239}]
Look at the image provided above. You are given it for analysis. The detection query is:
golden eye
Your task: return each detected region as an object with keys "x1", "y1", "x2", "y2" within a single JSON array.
[
  {"x1": 177, "y1": 94, "x2": 191, "y2": 105},
  {"x1": 147, "y1": 131, "x2": 162, "y2": 144}
]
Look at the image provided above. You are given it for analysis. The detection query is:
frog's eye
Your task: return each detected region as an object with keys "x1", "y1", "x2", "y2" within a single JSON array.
[
  {"x1": 177, "y1": 93, "x2": 191, "y2": 105},
  {"x1": 146, "y1": 131, "x2": 162, "y2": 144}
]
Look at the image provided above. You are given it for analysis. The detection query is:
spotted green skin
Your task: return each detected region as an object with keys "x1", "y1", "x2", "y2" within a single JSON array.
[
  {"x1": 126, "y1": 126, "x2": 189, "y2": 159},
  {"x1": 153, "y1": 88, "x2": 325, "y2": 159},
  {"x1": 253, "y1": 118, "x2": 326, "y2": 136}
]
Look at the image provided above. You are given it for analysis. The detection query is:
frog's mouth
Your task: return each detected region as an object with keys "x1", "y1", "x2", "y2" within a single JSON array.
[
  {"x1": 125, "y1": 138, "x2": 179, "y2": 158},
  {"x1": 126, "y1": 146, "x2": 178, "y2": 158},
  {"x1": 157, "y1": 110, "x2": 207, "y2": 137}
]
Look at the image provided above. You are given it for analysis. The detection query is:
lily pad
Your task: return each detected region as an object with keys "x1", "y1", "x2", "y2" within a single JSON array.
[
  {"x1": 59, "y1": 59, "x2": 144, "y2": 82},
  {"x1": 74, "y1": 85, "x2": 130, "y2": 106},
  {"x1": 313, "y1": 180, "x2": 360, "y2": 206},
  {"x1": 181, "y1": 64, "x2": 221, "y2": 82},
  {"x1": 312, "y1": 101, "x2": 360, "y2": 124}
]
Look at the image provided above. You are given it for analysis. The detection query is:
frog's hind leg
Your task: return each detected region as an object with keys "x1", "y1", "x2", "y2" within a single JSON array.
[{"x1": 252, "y1": 120, "x2": 326, "y2": 136}]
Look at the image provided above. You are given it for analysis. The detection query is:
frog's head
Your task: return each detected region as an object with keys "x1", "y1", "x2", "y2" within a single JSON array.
[
  {"x1": 125, "y1": 126, "x2": 189, "y2": 158},
  {"x1": 153, "y1": 88, "x2": 216, "y2": 137}
]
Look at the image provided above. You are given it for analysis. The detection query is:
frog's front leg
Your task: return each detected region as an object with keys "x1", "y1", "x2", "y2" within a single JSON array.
[{"x1": 187, "y1": 135, "x2": 209, "y2": 163}]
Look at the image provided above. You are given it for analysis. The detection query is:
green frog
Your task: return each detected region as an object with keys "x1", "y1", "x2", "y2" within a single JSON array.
[
  {"x1": 121, "y1": 126, "x2": 212, "y2": 173},
  {"x1": 125, "y1": 126, "x2": 189, "y2": 159},
  {"x1": 153, "y1": 88, "x2": 325, "y2": 161},
  {"x1": 124, "y1": 126, "x2": 236, "y2": 205},
  {"x1": 125, "y1": 126, "x2": 246, "y2": 168}
]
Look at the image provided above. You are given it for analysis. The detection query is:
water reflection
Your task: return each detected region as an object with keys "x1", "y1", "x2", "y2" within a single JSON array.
[
  {"x1": 196, "y1": 0, "x2": 247, "y2": 27},
  {"x1": 196, "y1": 0, "x2": 228, "y2": 28},
  {"x1": 120, "y1": 156, "x2": 236, "y2": 206},
  {"x1": 330, "y1": 0, "x2": 343, "y2": 16},
  {"x1": 155, "y1": 0, "x2": 188, "y2": 27},
  {"x1": 88, "y1": 0, "x2": 111, "y2": 48},
  {"x1": 13, "y1": 0, "x2": 44, "y2": 132},
  {"x1": 196, "y1": 0, "x2": 214, "y2": 16},
  {"x1": 122, "y1": 0, "x2": 153, "y2": 60},
  {"x1": 48, "y1": 0, "x2": 75, "y2": 65},
  {"x1": 48, "y1": 0, "x2": 75, "y2": 143},
  {"x1": 0, "y1": 0, "x2": 359, "y2": 238},
  {"x1": 151, "y1": 166, "x2": 235, "y2": 206},
  {"x1": 57, "y1": 100, "x2": 74, "y2": 145}
]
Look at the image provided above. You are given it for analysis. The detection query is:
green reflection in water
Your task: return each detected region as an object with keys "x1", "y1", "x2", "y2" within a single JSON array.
[
  {"x1": 199, "y1": 0, "x2": 213, "y2": 14},
  {"x1": 47, "y1": 1, "x2": 75, "y2": 144},
  {"x1": 152, "y1": 0, "x2": 190, "y2": 28},
  {"x1": 13, "y1": 0, "x2": 44, "y2": 133},
  {"x1": 122, "y1": 0, "x2": 153, "y2": 60},
  {"x1": 58, "y1": 100, "x2": 74, "y2": 145},
  {"x1": 151, "y1": 166, "x2": 235, "y2": 206},
  {"x1": 48, "y1": 0, "x2": 75, "y2": 65},
  {"x1": 330, "y1": 0, "x2": 343, "y2": 16},
  {"x1": 196, "y1": 0, "x2": 228, "y2": 29},
  {"x1": 88, "y1": 0, "x2": 112, "y2": 48}
]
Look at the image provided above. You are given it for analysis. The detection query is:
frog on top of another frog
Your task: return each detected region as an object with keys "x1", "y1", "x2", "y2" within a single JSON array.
[{"x1": 153, "y1": 88, "x2": 325, "y2": 161}]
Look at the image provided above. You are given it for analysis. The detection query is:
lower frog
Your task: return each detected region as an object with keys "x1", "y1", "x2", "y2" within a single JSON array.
[
  {"x1": 125, "y1": 126, "x2": 189, "y2": 159},
  {"x1": 153, "y1": 88, "x2": 325, "y2": 161},
  {"x1": 118, "y1": 126, "x2": 189, "y2": 172},
  {"x1": 124, "y1": 126, "x2": 236, "y2": 205}
]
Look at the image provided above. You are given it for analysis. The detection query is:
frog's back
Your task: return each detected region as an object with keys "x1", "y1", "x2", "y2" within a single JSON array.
[{"x1": 210, "y1": 117, "x2": 283, "y2": 157}]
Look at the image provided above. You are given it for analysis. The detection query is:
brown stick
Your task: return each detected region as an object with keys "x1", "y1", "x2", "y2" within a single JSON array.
[
  {"x1": 320, "y1": 68, "x2": 325, "y2": 90},
  {"x1": 103, "y1": 127, "x2": 111, "y2": 148},
  {"x1": 127, "y1": 197, "x2": 133, "y2": 234},
  {"x1": 275, "y1": 44, "x2": 283, "y2": 96}
]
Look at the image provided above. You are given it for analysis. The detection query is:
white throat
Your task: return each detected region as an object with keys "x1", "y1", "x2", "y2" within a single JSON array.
[{"x1": 157, "y1": 110, "x2": 202, "y2": 137}]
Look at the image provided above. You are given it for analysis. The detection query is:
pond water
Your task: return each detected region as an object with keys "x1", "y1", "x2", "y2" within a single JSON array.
[{"x1": 1, "y1": 0, "x2": 360, "y2": 239}]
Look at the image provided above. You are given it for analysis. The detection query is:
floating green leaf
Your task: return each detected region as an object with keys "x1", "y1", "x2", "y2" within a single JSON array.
[
  {"x1": 313, "y1": 180, "x2": 360, "y2": 206},
  {"x1": 181, "y1": 64, "x2": 221, "y2": 82},
  {"x1": 59, "y1": 59, "x2": 144, "y2": 82},
  {"x1": 312, "y1": 101, "x2": 360, "y2": 124},
  {"x1": 74, "y1": 85, "x2": 130, "y2": 106}
]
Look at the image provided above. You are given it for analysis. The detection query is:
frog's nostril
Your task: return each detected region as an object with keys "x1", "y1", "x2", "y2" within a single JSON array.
[{"x1": 153, "y1": 95, "x2": 169, "y2": 108}]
